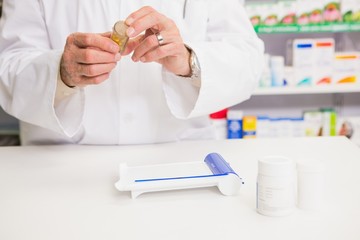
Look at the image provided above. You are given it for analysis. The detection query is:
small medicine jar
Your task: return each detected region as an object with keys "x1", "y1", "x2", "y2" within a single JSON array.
[
  {"x1": 257, "y1": 156, "x2": 296, "y2": 217},
  {"x1": 227, "y1": 109, "x2": 243, "y2": 139},
  {"x1": 111, "y1": 21, "x2": 129, "y2": 53},
  {"x1": 297, "y1": 159, "x2": 324, "y2": 211}
]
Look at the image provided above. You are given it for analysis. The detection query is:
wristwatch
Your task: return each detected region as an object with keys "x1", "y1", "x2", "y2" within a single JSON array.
[{"x1": 185, "y1": 45, "x2": 201, "y2": 87}]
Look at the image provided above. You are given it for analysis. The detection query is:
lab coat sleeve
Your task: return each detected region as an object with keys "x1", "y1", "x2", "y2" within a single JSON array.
[
  {"x1": 0, "y1": 0, "x2": 84, "y2": 137},
  {"x1": 162, "y1": 0, "x2": 264, "y2": 119}
]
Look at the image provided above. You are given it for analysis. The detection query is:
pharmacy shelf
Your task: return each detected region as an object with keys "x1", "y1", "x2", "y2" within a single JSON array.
[
  {"x1": 254, "y1": 22, "x2": 360, "y2": 34},
  {"x1": 253, "y1": 85, "x2": 360, "y2": 96}
]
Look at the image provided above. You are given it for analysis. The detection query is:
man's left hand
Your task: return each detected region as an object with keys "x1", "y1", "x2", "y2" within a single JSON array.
[{"x1": 122, "y1": 6, "x2": 191, "y2": 77}]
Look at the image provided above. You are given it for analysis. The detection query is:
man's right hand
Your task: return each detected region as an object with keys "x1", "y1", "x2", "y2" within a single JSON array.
[{"x1": 60, "y1": 32, "x2": 121, "y2": 87}]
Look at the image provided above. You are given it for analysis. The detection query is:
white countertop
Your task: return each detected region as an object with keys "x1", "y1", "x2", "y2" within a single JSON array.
[{"x1": 1, "y1": 137, "x2": 359, "y2": 240}]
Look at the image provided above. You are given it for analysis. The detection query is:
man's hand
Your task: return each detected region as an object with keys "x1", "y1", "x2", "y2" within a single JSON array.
[
  {"x1": 122, "y1": 6, "x2": 191, "y2": 77},
  {"x1": 60, "y1": 32, "x2": 121, "y2": 87}
]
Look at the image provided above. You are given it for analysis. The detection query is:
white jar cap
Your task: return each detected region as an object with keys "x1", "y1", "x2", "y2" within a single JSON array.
[
  {"x1": 258, "y1": 156, "x2": 295, "y2": 176},
  {"x1": 227, "y1": 110, "x2": 244, "y2": 120},
  {"x1": 297, "y1": 158, "x2": 324, "y2": 173},
  {"x1": 270, "y1": 56, "x2": 284, "y2": 65}
]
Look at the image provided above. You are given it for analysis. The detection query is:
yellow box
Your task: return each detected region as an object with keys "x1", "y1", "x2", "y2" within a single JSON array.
[{"x1": 243, "y1": 116, "x2": 257, "y2": 139}]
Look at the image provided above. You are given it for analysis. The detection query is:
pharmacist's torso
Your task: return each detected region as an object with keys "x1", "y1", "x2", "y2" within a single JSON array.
[
  {"x1": 41, "y1": 0, "x2": 212, "y2": 50},
  {"x1": 25, "y1": 0, "x2": 215, "y2": 145}
]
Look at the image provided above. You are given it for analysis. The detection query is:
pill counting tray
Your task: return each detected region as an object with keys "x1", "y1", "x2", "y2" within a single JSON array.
[{"x1": 115, "y1": 153, "x2": 244, "y2": 198}]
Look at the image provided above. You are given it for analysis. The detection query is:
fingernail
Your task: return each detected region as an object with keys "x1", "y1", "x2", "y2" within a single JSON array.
[
  {"x1": 140, "y1": 57, "x2": 146, "y2": 62},
  {"x1": 126, "y1": 27, "x2": 135, "y2": 37},
  {"x1": 132, "y1": 55, "x2": 138, "y2": 62},
  {"x1": 115, "y1": 53, "x2": 121, "y2": 61},
  {"x1": 111, "y1": 44, "x2": 119, "y2": 53},
  {"x1": 125, "y1": 17, "x2": 134, "y2": 26}
]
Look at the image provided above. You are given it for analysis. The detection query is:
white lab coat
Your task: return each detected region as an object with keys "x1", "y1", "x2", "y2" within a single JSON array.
[{"x1": 0, "y1": 0, "x2": 264, "y2": 145}]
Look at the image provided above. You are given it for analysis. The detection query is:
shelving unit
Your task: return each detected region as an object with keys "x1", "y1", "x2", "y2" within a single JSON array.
[
  {"x1": 236, "y1": 0, "x2": 360, "y2": 143},
  {"x1": 254, "y1": 85, "x2": 360, "y2": 96},
  {"x1": 254, "y1": 23, "x2": 360, "y2": 34}
]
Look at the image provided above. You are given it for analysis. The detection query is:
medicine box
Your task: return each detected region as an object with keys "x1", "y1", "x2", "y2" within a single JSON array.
[
  {"x1": 243, "y1": 116, "x2": 257, "y2": 139},
  {"x1": 323, "y1": 1, "x2": 342, "y2": 23},
  {"x1": 333, "y1": 52, "x2": 360, "y2": 84},
  {"x1": 303, "y1": 110, "x2": 323, "y2": 136},
  {"x1": 293, "y1": 39, "x2": 315, "y2": 86},
  {"x1": 278, "y1": 0, "x2": 297, "y2": 25},
  {"x1": 313, "y1": 38, "x2": 335, "y2": 85},
  {"x1": 321, "y1": 108, "x2": 337, "y2": 136},
  {"x1": 341, "y1": 0, "x2": 360, "y2": 23}
]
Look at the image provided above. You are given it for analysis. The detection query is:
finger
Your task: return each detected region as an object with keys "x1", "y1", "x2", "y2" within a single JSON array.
[
  {"x1": 71, "y1": 32, "x2": 119, "y2": 53},
  {"x1": 125, "y1": 6, "x2": 155, "y2": 30},
  {"x1": 121, "y1": 34, "x2": 145, "y2": 56},
  {"x1": 76, "y1": 48, "x2": 121, "y2": 64},
  {"x1": 78, "y1": 63, "x2": 117, "y2": 77},
  {"x1": 132, "y1": 32, "x2": 179, "y2": 61},
  {"x1": 125, "y1": 7, "x2": 171, "y2": 37},
  {"x1": 131, "y1": 33, "x2": 160, "y2": 61},
  {"x1": 100, "y1": 32, "x2": 112, "y2": 38},
  {"x1": 138, "y1": 43, "x2": 180, "y2": 63},
  {"x1": 73, "y1": 73, "x2": 111, "y2": 87},
  {"x1": 125, "y1": 6, "x2": 155, "y2": 27},
  {"x1": 81, "y1": 73, "x2": 111, "y2": 85}
]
